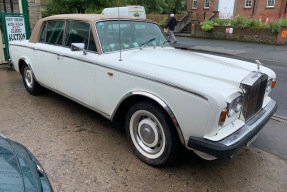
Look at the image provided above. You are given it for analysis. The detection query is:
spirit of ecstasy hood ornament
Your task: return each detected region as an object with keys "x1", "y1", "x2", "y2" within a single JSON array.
[{"x1": 255, "y1": 60, "x2": 262, "y2": 71}]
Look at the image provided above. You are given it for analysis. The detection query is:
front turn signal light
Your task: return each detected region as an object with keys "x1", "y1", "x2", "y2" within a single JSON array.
[
  {"x1": 219, "y1": 109, "x2": 227, "y2": 126},
  {"x1": 271, "y1": 79, "x2": 277, "y2": 88}
]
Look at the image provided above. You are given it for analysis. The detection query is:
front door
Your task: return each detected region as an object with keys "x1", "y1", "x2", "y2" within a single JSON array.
[
  {"x1": 218, "y1": 0, "x2": 235, "y2": 19},
  {"x1": 56, "y1": 20, "x2": 98, "y2": 107}
]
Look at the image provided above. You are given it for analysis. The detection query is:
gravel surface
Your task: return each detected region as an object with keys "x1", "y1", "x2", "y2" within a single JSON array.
[{"x1": 1, "y1": 64, "x2": 287, "y2": 192}]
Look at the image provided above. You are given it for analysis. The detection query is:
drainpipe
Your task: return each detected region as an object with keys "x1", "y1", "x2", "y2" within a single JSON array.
[{"x1": 252, "y1": 0, "x2": 257, "y2": 17}]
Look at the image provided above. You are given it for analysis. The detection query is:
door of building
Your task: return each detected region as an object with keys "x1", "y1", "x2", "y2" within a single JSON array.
[{"x1": 218, "y1": 0, "x2": 236, "y2": 19}]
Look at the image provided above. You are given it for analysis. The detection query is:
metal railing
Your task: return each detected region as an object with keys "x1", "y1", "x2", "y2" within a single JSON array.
[{"x1": 174, "y1": 12, "x2": 192, "y2": 33}]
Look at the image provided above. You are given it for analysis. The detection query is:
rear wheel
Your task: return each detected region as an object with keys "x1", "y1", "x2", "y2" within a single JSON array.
[
  {"x1": 125, "y1": 102, "x2": 178, "y2": 166},
  {"x1": 22, "y1": 64, "x2": 42, "y2": 95}
]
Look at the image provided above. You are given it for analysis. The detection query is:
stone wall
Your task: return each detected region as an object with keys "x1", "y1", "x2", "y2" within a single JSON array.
[
  {"x1": 192, "y1": 25, "x2": 287, "y2": 45},
  {"x1": 27, "y1": 0, "x2": 42, "y2": 30}
]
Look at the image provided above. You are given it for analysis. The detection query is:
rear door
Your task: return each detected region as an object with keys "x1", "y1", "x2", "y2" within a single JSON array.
[{"x1": 32, "y1": 20, "x2": 66, "y2": 90}]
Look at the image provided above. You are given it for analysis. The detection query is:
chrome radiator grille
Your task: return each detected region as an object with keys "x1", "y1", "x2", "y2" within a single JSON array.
[{"x1": 240, "y1": 71, "x2": 268, "y2": 121}]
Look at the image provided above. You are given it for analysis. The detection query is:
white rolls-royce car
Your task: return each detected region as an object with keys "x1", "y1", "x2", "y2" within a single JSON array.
[{"x1": 9, "y1": 14, "x2": 277, "y2": 166}]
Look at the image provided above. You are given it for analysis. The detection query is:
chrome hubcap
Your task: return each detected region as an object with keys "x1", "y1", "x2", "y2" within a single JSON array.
[
  {"x1": 138, "y1": 119, "x2": 159, "y2": 148},
  {"x1": 130, "y1": 110, "x2": 165, "y2": 158},
  {"x1": 24, "y1": 67, "x2": 33, "y2": 88}
]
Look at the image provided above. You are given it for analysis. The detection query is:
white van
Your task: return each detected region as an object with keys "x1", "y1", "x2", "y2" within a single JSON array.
[{"x1": 102, "y1": 6, "x2": 146, "y2": 19}]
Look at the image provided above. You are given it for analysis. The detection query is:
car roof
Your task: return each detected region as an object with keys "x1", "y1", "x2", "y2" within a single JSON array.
[
  {"x1": 42, "y1": 14, "x2": 145, "y2": 23},
  {"x1": 29, "y1": 14, "x2": 149, "y2": 43}
]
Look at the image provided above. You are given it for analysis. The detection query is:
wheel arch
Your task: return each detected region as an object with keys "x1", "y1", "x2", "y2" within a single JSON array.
[
  {"x1": 18, "y1": 57, "x2": 39, "y2": 82},
  {"x1": 18, "y1": 57, "x2": 30, "y2": 75},
  {"x1": 111, "y1": 91, "x2": 185, "y2": 146}
]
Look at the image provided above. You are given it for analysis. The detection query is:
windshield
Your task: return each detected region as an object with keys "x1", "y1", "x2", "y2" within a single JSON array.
[{"x1": 95, "y1": 20, "x2": 168, "y2": 53}]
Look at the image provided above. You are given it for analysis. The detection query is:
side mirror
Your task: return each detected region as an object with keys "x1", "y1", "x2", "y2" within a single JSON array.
[
  {"x1": 71, "y1": 43, "x2": 85, "y2": 51},
  {"x1": 71, "y1": 43, "x2": 87, "y2": 55}
]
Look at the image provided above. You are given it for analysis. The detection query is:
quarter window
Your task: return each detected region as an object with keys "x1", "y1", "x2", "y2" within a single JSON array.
[
  {"x1": 204, "y1": 0, "x2": 210, "y2": 9},
  {"x1": 245, "y1": 0, "x2": 252, "y2": 8},
  {"x1": 192, "y1": 0, "x2": 198, "y2": 9},
  {"x1": 267, "y1": 0, "x2": 275, "y2": 7}
]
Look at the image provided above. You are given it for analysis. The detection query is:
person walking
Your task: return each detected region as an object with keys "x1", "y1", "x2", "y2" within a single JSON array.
[{"x1": 165, "y1": 13, "x2": 177, "y2": 44}]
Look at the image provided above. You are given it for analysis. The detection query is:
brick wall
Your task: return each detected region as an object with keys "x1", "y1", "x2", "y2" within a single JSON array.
[
  {"x1": 187, "y1": 0, "x2": 287, "y2": 21},
  {"x1": 27, "y1": 0, "x2": 42, "y2": 30},
  {"x1": 187, "y1": 0, "x2": 217, "y2": 21},
  {"x1": 235, "y1": 0, "x2": 287, "y2": 20}
]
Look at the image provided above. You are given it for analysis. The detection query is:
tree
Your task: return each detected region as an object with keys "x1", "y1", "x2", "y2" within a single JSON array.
[
  {"x1": 42, "y1": 0, "x2": 109, "y2": 16},
  {"x1": 42, "y1": 0, "x2": 187, "y2": 17},
  {"x1": 125, "y1": 0, "x2": 167, "y2": 13}
]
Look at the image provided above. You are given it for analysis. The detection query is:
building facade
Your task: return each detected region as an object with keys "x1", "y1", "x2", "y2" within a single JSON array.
[
  {"x1": 0, "y1": 0, "x2": 42, "y2": 63},
  {"x1": 0, "y1": 0, "x2": 41, "y2": 29},
  {"x1": 187, "y1": 0, "x2": 287, "y2": 21}
]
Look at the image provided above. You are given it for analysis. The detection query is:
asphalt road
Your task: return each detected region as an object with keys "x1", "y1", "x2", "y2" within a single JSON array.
[
  {"x1": 263, "y1": 60, "x2": 287, "y2": 118},
  {"x1": 1, "y1": 64, "x2": 287, "y2": 191}
]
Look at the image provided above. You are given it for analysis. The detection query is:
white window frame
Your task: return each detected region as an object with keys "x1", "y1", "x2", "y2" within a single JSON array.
[
  {"x1": 267, "y1": 0, "x2": 275, "y2": 7},
  {"x1": 204, "y1": 0, "x2": 210, "y2": 9},
  {"x1": 192, "y1": 0, "x2": 198, "y2": 9},
  {"x1": 245, "y1": 0, "x2": 252, "y2": 8}
]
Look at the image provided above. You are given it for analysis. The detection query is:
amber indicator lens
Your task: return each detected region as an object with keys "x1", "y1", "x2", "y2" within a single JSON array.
[{"x1": 271, "y1": 79, "x2": 276, "y2": 88}]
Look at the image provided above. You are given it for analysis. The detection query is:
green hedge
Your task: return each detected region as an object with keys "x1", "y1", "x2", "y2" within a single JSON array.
[{"x1": 200, "y1": 17, "x2": 287, "y2": 33}]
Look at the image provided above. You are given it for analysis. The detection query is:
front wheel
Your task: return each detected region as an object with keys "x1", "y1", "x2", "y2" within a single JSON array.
[
  {"x1": 125, "y1": 102, "x2": 178, "y2": 166},
  {"x1": 22, "y1": 64, "x2": 42, "y2": 95}
]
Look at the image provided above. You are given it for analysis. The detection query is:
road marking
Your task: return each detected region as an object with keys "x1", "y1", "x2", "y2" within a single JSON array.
[{"x1": 272, "y1": 114, "x2": 287, "y2": 124}]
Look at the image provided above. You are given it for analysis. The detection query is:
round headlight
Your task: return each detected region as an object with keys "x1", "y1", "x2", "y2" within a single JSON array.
[
  {"x1": 227, "y1": 95, "x2": 244, "y2": 117},
  {"x1": 266, "y1": 79, "x2": 272, "y2": 92},
  {"x1": 227, "y1": 100, "x2": 237, "y2": 117},
  {"x1": 235, "y1": 96, "x2": 244, "y2": 112}
]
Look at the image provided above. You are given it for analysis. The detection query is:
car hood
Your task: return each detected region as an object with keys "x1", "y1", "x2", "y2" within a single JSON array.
[
  {"x1": 0, "y1": 134, "x2": 52, "y2": 192},
  {"x1": 101, "y1": 47, "x2": 275, "y2": 93}
]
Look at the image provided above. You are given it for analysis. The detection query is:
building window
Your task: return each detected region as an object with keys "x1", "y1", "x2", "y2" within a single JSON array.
[
  {"x1": 245, "y1": 0, "x2": 252, "y2": 8},
  {"x1": 267, "y1": 0, "x2": 275, "y2": 7},
  {"x1": 204, "y1": 0, "x2": 210, "y2": 9},
  {"x1": 192, "y1": 0, "x2": 198, "y2": 9},
  {"x1": 0, "y1": 0, "x2": 20, "y2": 13}
]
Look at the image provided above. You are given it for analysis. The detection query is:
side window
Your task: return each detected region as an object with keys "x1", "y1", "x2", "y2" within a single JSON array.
[
  {"x1": 42, "y1": 20, "x2": 65, "y2": 45},
  {"x1": 64, "y1": 20, "x2": 97, "y2": 52}
]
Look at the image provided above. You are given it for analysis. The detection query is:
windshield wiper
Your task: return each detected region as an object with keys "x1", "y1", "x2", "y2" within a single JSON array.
[
  {"x1": 161, "y1": 40, "x2": 169, "y2": 47},
  {"x1": 140, "y1": 38, "x2": 156, "y2": 49}
]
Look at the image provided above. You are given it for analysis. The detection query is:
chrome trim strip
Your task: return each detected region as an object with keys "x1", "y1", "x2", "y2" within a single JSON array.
[
  {"x1": 38, "y1": 82, "x2": 111, "y2": 119},
  {"x1": 112, "y1": 91, "x2": 185, "y2": 145},
  {"x1": 10, "y1": 44, "x2": 208, "y2": 100}
]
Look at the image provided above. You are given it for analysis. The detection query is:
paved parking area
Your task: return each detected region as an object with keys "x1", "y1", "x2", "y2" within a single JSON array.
[{"x1": 1, "y1": 64, "x2": 287, "y2": 191}]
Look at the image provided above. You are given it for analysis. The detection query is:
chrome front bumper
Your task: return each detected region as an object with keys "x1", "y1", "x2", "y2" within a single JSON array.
[{"x1": 187, "y1": 99, "x2": 277, "y2": 158}]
